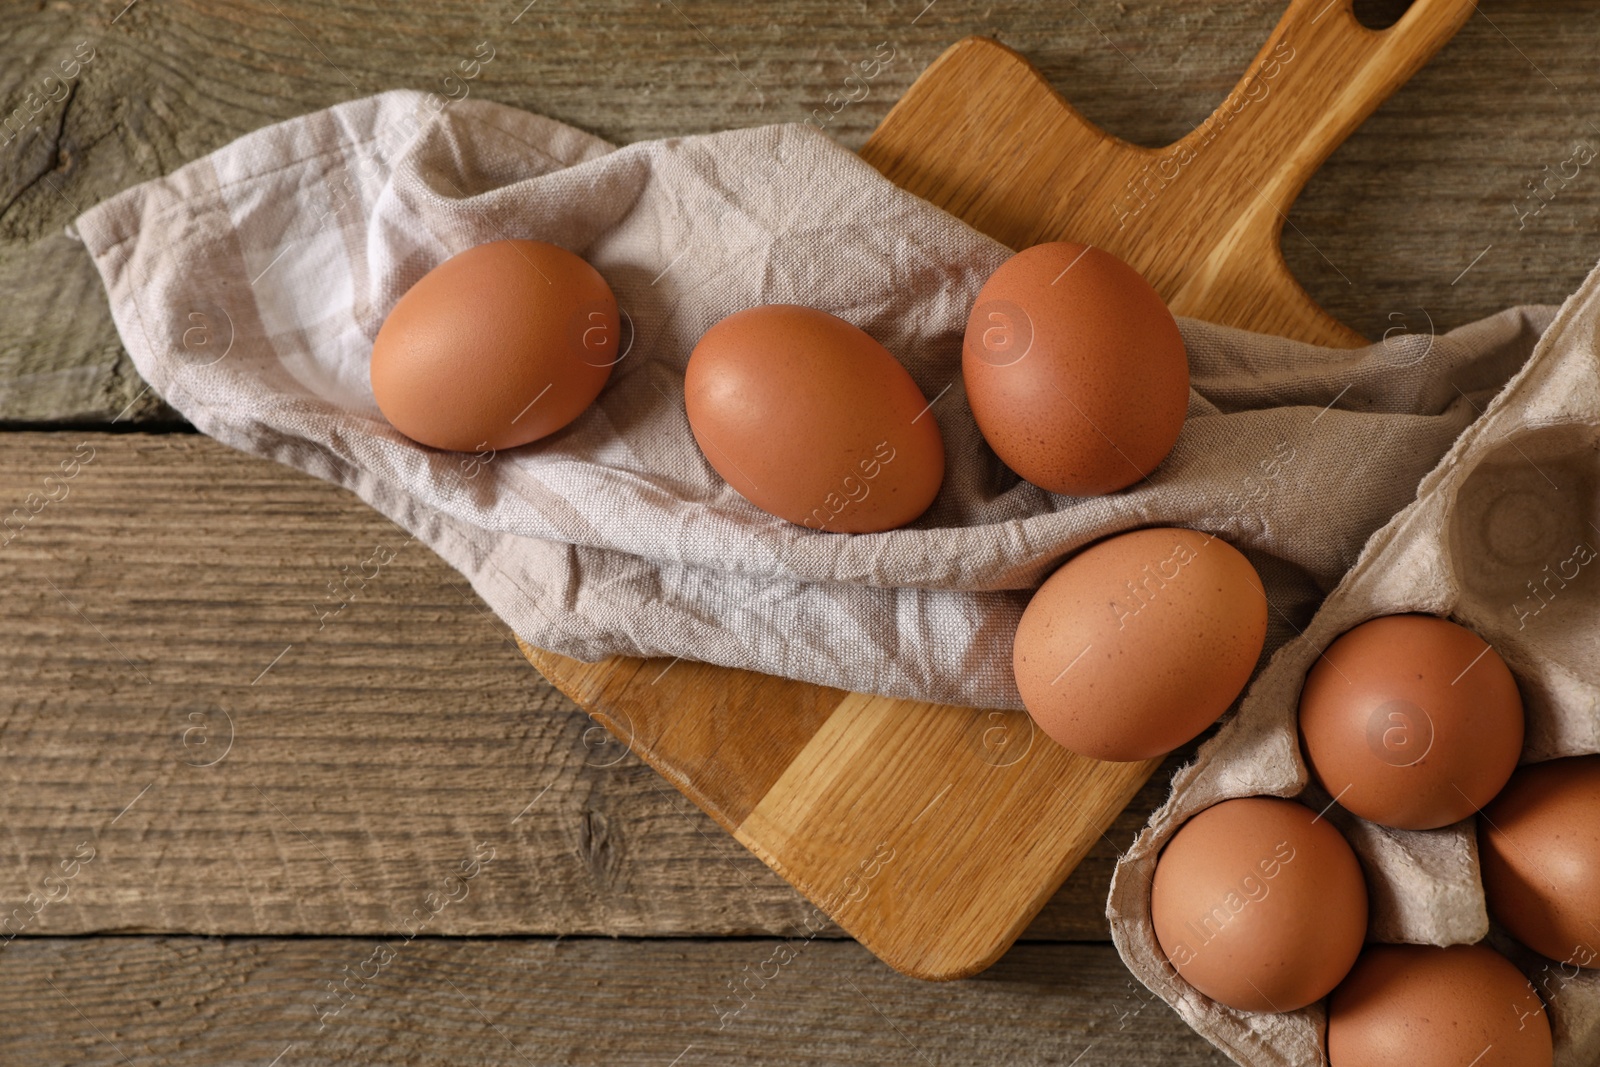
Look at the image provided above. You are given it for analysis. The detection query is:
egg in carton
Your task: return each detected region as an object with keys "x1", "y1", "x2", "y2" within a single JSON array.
[{"x1": 1107, "y1": 258, "x2": 1600, "y2": 1067}]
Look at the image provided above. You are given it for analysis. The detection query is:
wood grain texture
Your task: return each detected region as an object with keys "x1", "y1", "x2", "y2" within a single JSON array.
[
  {"x1": 0, "y1": 937, "x2": 1228, "y2": 1066},
  {"x1": 2, "y1": 2, "x2": 1600, "y2": 421},
  {"x1": 523, "y1": 1, "x2": 1479, "y2": 981},
  {"x1": 0, "y1": 431, "x2": 1182, "y2": 940},
  {"x1": 861, "y1": 0, "x2": 1480, "y2": 345},
  {"x1": 531, "y1": 642, "x2": 1163, "y2": 979}
]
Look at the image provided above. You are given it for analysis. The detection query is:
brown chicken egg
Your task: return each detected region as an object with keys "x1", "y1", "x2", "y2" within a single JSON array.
[
  {"x1": 1298, "y1": 614, "x2": 1524, "y2": 830},
  {"x1": 1327, "y1": 944, "x2": 1553, "y2": 1067},
  {"x1": 370, "y1": 239, "x2": 619, "y2": 452},
  {"x1": 962, "y1": 241, "x2": 1189, "y2": 496},
  {"x1": 1151, "y1": 796, "x2": 1368, "y2": 1013},
  {"x1": 1012, "y1": 527, "x2": 1267, "y2": 762},
  {"x1": 684, "y1": 304, "x2": 945, "y2": 533},
  {"x1": 1479, "y1": 755, "x2": 1600, "y2": 968}
]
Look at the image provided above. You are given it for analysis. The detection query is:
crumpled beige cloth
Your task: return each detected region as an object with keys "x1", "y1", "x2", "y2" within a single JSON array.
[{"x1": 75, "y1": 89, "x2": 1555, "y2": 710}]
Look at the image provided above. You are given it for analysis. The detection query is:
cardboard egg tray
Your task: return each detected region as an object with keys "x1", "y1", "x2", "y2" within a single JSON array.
[{"x1": 1108, "y1": 260, "x2": 1600, "y2": 1067}]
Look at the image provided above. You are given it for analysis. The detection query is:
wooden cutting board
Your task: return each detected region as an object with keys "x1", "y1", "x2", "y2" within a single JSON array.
[{"x1": 518, "y1": 0, "x2": 1477, "y2": 981}]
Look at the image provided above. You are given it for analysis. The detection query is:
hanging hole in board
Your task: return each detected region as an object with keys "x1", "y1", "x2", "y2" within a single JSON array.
[{"x1": 1350, "y1": 0, "x2": 1417, "y2": 31}]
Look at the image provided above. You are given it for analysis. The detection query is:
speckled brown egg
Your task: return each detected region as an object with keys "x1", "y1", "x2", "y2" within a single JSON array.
[
  {"x1": 962, "y1": 242, "x2": 1189, "y2": 497},
  {"x1": 1151, "y1": 796, "x2": 1368, "y2": 1013},
  {"x1": 370, "y1": 239, "x2": 618, "y2": 452},
  {"x1": 1298, "y1": 614, "x2": 1524, "y2": 830},
  {"x1": 1328, "y1": 944, "x2": 1552, "y2": 1067},
  {"x1": 1480, "y1": 755, "x2": 1600, "y2": 967},
  {"x1": 1012, "y1": 527, "x2": 1266, "y2": 762},
  {"x1": 684, "y1": 304, "x2": 945, "y2": 533}
]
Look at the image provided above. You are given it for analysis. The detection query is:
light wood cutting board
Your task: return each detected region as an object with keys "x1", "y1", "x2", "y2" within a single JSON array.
[{"x1": 518, "y1": 0, "x2": 1478, "y2": 981}]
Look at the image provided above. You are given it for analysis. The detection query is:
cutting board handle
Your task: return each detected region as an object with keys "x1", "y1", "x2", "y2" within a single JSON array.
[
  {"x1": 1189, "y1": 0, "x2": 1478, "y2": 222},
  {"x1": 1132, "y1": 0, "x2": 1478, "y2": 342},
  {"x1": 861, "y1": 0, "x2": 1476, "y2": 345}
]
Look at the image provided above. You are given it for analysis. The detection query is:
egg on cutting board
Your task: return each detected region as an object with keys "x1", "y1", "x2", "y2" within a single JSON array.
[
  {"x1": 962, "y1": 241, "x2": 1189, "y2": 496},
  {"x1": 684, "y1": 304, "x2": 945, "y2": 533},
  {"x1": 1012, "y1": 526, "x2": 1267, "y2": 762}
]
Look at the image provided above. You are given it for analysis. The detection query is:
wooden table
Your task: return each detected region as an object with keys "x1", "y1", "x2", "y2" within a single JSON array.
[{"x1": 2, "y1": 2, "x2": 1596, "y2": 1063}]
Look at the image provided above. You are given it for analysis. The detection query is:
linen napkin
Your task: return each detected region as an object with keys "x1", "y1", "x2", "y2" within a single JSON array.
[{"x1": 74, "y1": 89, "x2": 1555, "y2": 710}]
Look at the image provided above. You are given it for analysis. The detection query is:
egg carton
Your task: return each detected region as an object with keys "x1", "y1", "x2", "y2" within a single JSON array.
[{"x1": 1108, "y1": 257, "x2": 1600, "y2": 1067}]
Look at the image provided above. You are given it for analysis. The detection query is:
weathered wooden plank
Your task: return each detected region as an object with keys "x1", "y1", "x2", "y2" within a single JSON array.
[
  {"x1": 0, "y1": 431, "x2": 1174, "y2": 938},
  {"x1": 0, "y1": 1, "x2": 1598, "y2": 422},
  {"x1": 0, "y1": 937, "x2": 1227, "y2": 1065}
]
